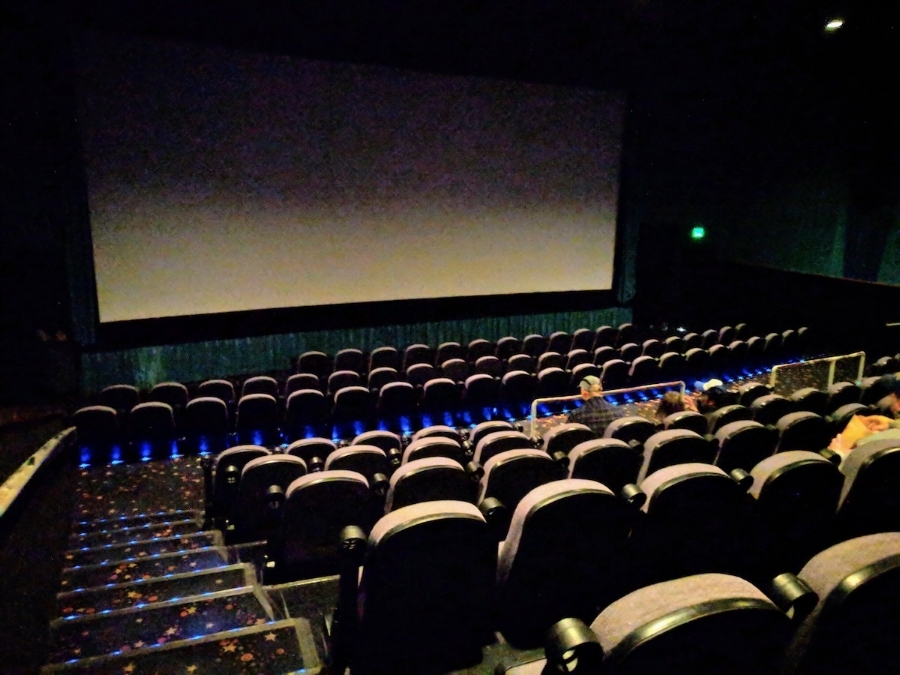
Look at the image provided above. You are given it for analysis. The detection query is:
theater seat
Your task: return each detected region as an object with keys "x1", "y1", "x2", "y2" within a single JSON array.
[
  {"x1": 324, "y1": 445, "x2": 389, "y2": 483},
  {"x1": 551, "y1": 574, "x2": 792, "y2": 675},
  {"x1": 632, "y1": 463, "x2": 762, "y2": 584},
  {"x1": 785, "y1": 533, "x2": 900, "y2": 675},
  {"x1": 440, "y1": 358, "x2": 469, "y2": 383},
  {"x1": 568, "y1": 439, "x2": 642, "y2": 495},
  {"x1": 297, "y1": 350, "x2": 332, "y2": 382},
  {"x1": 751, "y1": 393, "x2": 794, "y2": 426},
  {"x1": 183, "y1": 396, "x2": 230, "y2": 454},
  {"x1": 749, "y1": 450, "x2": 842, "y2": 573},
  {"x1": 663, "y1": 410, "x2": 708, "y2": 436},
  {"x1": 351, "y1": 430, "x2": 402, "y2": 457},
  {"x1": 375, "y1": 381, "x2": 417, "y2": 424},
  {"x1": 384, "y1": 457, "x2": 476, "y2": 512},
  {"x1": 128, "y1": 401, "x2": 177, "y2": 456},
  {"x1": 284, "y1": 389, "x2": 328, "y2": 440},
  {"x1": 474, "y1": 355, "x2": 503, "y2": 378},
  {"x1": 496, "y1": 479, "x2": 632, "y2": 646},
  {"x1": 97, "y1": 384, "x2": 140, "y2": 418},
  {"x1": 368, "y1": 346, "x2": 399, "y2": 372},
  {"x1": 334, "y1": 348, "x2": 364, "y2": 374},
  {"x1": 714, "y1": 420, "x2": 777, "y2": 473},
  {"x1": 604, "y1": 416, "x2": 656, "y2": 446},
  {"x1": 276, "y1": 470, "x2": 371, "y2": 580},
  {"x1": 507, "y1": 353, "x2": 535, "y2": 374},
  {"x1": 411, "y1": 425, "x2": 461, "y2": 444},
  {"x1": 495, "y1": 336, "x2": 523, "y2": 362},
  {"x1": 327, "y1": 370, "x2": 362, "y2": 397},
  {"x1": 197, "y1": 379, "x2": 236, "y2": 405},
  {"x1": 366, "y1": 367, "x2": 398, "y2": 394},
  {"x1": 706, "y1": 404, "x2": 754, "y2": 434},
  {"x1": 542, "y1": 422, "x2": 596, "y2": 458},
  {"x1": 548, "y1": 331, "x2": 572, "y2": 355},
  {"x1": 402, "y1": 436, "x2": 465, "y2": 465},
  {"x1": 467, "y1": 338, "x2": 494, "y2": 363},
  {"x1": 469, "y1": 420, "x2": 516, "y2": 448},
  {"x1": 285, "y1": 372, "x2": 320, "y2": 396},
  {"x1": 235, "y1": 393, "x2": 280, "y2": 446},
  {"x1": 351, "y1": 501, "x2": 496, "y2": 675},
  {"x1": 285, "y1": 437, "x2": 336, "y2": 468},
  {"x1": 241, "y1": 375, "x2": 279, "y2": 399},
  {"x1": 212, "y1": 445, "x2": 270, "y2": 531},
  {"x1": 791, "y1": 387, "x2": 828, "y2": 416},
  {"x1": 835, "y1": 437, "x2": 900, "y2": 539},
  {"x1": 477, "y1": 449, "x2": 563, "y2": 516},
  {"x1": 776, "y1": 411, "x2": 830, "y2": 453},
  {"x1": 73, "y1": 405, "x2": 121, "y2": 462},
  {"x1": 237, "y1": 454, "x2": 307, "y2": 543},
  {"x1": 474, "y1": 430, "x2": 533, "y2": 465},
  {"x1": 639, "y1": 429, "x2": 716, "y2": 482}
]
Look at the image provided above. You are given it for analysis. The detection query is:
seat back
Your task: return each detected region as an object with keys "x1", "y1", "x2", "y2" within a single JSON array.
[
  {"x1": 591, "y1": 574, "x2": 791, "y2": 675},
  {"x1": 537, "y1": 351, "x2": 566, "y2": 372},
  {"x1": 352, "y1": 430, "x2": 402, "y2": 455},
  {"x1": 469, "y1": 420, "x2": 515, "y2": 448},
  {"x1": 280, "y1": 470, "x2": 370, "y2": 575},
  {"x1": 535, "y1": 367, "x2": 569, "y2": 399},
  {"x1": 739, "y1": 382, "x2": 771, "y2": 407},
  {"x1": 751, "y1": 394, "x2": 794, "y2": 426},
  {"x1": 640, "y1": 429, "x2": 716, "y2": 482},
  {"x1": 523, "y1": 334, "x2": 548, "y2": 357},
  {"x1": 406, "y1": 363, "x2": 436, "y2": 388},
  {"x1": 463, "y1": 373, "x2": 500, "y2": 413},
  {"x1": 592, "y1": 325, "x2": 617, "y2": 351},
  {"x1": 788, "y1": 533, "x2": 900, "y2": 675},
  {"x1": 474, "y1": 430, "x2": 532, "y2": 465},
  {"x1": 593, "y1": 345, "x2": 617, "y2": 367},
  {"x1": 285, "y1": 373, "x2": 321, "y2": 396},
  {"x1": 547, "y1": 331, "x2": 572, "y2": 354},
  {"x1": 714, "y1": 420, "x2": 776, "y2": 473},
  {"x1": 128, "y1": 402, "x2": 176, "y2": 444},
  {"x1": 495, "y1": 336, "x2": 523, "y2": 361},
  {"x1": 325, "y1": 445, "x2": 388, "y2": 482},
  {"x1": 600, "y1": 359, "x2": 629, "y2": 390},
  {"x1": 376, "y1": 381, "x2": 418, "y2": 420},
  {"x1": 403, "y1": 437, "x2": 465, "y2": 465},
  {"x1": 542, "y1": 422, "x2": 597, "y2": 457},
  {"x1": 357, "y1": 501, "x2": 496, "y2": 673},
  {"x1": 826, "y1": 381, "x2": 862, "y2": 414},
  {"x1": 707, "y1": 404, "x2": 754, "y2": 434},
  {"x1": 663, "y1": 410, "x2": 708, "y2": 436},
  {"x1": 837, "y1": 439, "x2": 900, "y2": 538},
  {"x1": 98, "y1": 384, "x2": 140, "y2": 416},
  {"x1": 628, "y1": 355, "x2": 660, "y2": 386},
  {"x1": 474, "y1": 355, "x2": 503, "y2": 378},
  {"x1": 618, "y1": 342, "x2": 641, "y2": 363},
  {"x1": 750, "y1": 450, "x2": 843, "y2": 571},
  {"x1": 184, "y1": 397, "x2": 230, "y2": 451},
  {"x1": 332, "y1": 386, "x2": 374, "y2": 427},
  {"x1": 402, "y1": 343, "x2": 432, "y2": 371},
  {"x1": 467, "y1": 339, "x2": 494, "y2": 363},
  {"x1": 435, "y1": 341, "x2": 464, "y2": 365},
  {"x1": 411, "y1": 425, "x2": 461, "y2": 444},
  {"x1": 334, "y1": 348, "x2": 365, "y2": 374},
  {"x1": 569, "y1": 439, "x2": 642, "y2": 494},
  {"x1": 498, "y1": 479, "x2": 631, "y2": 645},
  {"x1": 198, "y1": 379, "x2": 235, "y2": 404},
  {"x1": 297, "y1": 350, "x2": 333, "y2": 381},
  {"x1": 367, "y1": 367, "x2": 398, "y2": 394},
  {"x1": 238, "y1": 455, "x2": 307, "y2": 542},
  {"x1": 421, "y1": 378, "x2": 460, "y2": 414},
  {"x1": 284, "y1": 389, "x2": 328, "y2": 439},
  {"x1": 241, "y1": 375, "x2": 279, "y2": 399},
  {"x1": 235, "y1": 393, "x2": 280, "y2": 444},
  {"x1": 384, "y1": 458, "x2": 476, "y2": 512},
  {"x1": 478, "y1": 449, "x2": 563, "y2": 513},
  {"x1": 791, "y1": 387, "x2": 828, "y2": 416},
  {"x1": 440, "y1": 358, "x2": 469, "y2": 383},
  {"x1": 285, "y1": 437, "x2": 336, "y2": 464},
  {"x1": 368, "y1": 346, "x2": 399, "y2": 372},
  {"x1": 73, "y1": 406, "x2": 120, "y2": 447},
  {"x1": 213, "y1": 445, "x2": 270, "y2": 522},
  {"x1": 328, "y1": 370, "x2": 362, "y2": 396},
  {"x1": 604, "y1": 416, "x2": 656, "y2": 445},
  {"x1": 776, "y1": 411, "x2": 830, "y2": 452},
  {"x1": 571, "y1": 328, "x2": 594, "y2": 352},
  {"x1": 148, "y1": 382, "x2": 189, "y2": 413},
  {"x1": 642, "y1": 339, "x2": 664, "y2": 358}
]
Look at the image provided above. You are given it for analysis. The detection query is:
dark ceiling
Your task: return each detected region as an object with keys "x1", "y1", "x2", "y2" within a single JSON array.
[{"x1": 6, "y1": 0, "x2": 898, "y2": 92}]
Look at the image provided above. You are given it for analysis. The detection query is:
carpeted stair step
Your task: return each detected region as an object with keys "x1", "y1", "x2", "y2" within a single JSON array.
[
  {"x1": 49, "y1": 587, "x2": 276, "y2": 664},
  {"x1": 57, "y1": 563, "x2": 256, "y2": 618},
  {"x1": 65, "y1": 531, "x2": 223, "y2": 568},
  {"x1": 40, "y1": 618, "x2": 320, "y2": 674},
  {"x1": 69, "y1": 519, "x2": 202, "y2": 548},
  {"x1": 60, "y1": 547, "x2": 229, "y2": 591},
  {"x1": 73, "y1": 509, "x2": 203, "y2": 534}
]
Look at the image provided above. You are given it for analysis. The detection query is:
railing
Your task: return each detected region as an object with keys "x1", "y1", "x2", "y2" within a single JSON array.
[
  {"x1": 769, "y1": 352, "x2": 866, "y2": 395},
  {"x1": 528, "y1": 381, "x2": 686, "y2": 441}
]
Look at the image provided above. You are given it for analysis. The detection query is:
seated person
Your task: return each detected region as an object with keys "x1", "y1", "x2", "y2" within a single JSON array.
[
  {"x1": 828, "y1": 373, "x2": 900, "y2": 458},
  {"x1": 655, "y1": 390, "x2": 698, "y2": 422},
  {"x1": 567, "y1": 375, "x2": 625, "y2": 436},
  {"x1": 695, "y1": 378, "x2": 730, "y2": 414}
]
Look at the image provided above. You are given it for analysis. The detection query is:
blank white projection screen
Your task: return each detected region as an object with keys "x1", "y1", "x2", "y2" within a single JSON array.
[{"x1": 74, "y1": 33, "x2": 625, "y2": 322}]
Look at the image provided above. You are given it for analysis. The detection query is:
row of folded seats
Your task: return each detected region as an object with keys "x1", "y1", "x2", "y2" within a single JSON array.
[{"x1": 206, "y1": 425, "x2": 900, "y2": 673}]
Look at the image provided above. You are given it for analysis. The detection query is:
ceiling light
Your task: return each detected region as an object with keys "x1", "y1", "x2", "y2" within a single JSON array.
[{"x1": 825, "y1": 18, "x2": 844, "y2": 31}]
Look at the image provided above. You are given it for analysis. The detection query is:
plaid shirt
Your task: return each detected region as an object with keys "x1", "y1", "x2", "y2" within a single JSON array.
[{"x1": 567, "y1": 396, "x2": 625, "y2": 436}]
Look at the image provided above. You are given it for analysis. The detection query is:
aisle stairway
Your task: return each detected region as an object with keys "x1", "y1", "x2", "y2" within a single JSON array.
[{"x1": 40, "y1": 458, "x2": 320, "y2": 674}]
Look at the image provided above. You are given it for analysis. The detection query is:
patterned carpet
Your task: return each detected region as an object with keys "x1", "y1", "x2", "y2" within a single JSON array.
[{"x1": 74, "y1": 456, "x2": 205, "y2": 522}]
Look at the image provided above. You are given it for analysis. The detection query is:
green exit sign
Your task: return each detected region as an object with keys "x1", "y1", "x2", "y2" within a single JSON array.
[{"x1": 690, "y1": 226, "x2": 706, "y2": 241}]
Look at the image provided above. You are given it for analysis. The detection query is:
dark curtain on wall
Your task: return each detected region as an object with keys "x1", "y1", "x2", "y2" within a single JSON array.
[{"x1": 79, "y1": 307, "x2": 632, "y2": 393}]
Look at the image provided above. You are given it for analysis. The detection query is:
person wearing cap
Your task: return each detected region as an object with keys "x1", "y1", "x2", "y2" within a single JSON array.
[
  {"x1": 696, "y1": 378, "x2": 729, "y2": 414},
  {"x1": 567, "y1": 374, "x2": 625, "y2": 436}
]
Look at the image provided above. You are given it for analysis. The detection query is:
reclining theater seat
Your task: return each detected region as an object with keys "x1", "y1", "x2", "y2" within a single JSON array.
[
  {"x1": 284, "y1": 389, "x2": 328, "y2": 440},
  {"x1": 128, "y1": 401, "x2": 177, "y2": 455},
  {"x1": 285, "y1": 437, "x2": 336, "y2": 468},
  {"x1": 241, "y1": 375, "x2": 279, "y2": 399},
  {"x1": 633, "y1": 463, "x2": 760, "y2": 584},
  {"x1": 474, "y1": 430, "x2": 533, "y2": 466},
  {"x1": 663, "y1": 410, "x2": 708, "y2": 436},
  {"x1": 198, "y1": 378, "x2": 236, "y2": 405},
  {"x1": 235, "y1": 393, "x2": 280, "y2": 446},
  {"x1": 183, "y1": 396, "x2": 230, "y2": 454},
  {"x1": 835, "y1": 437, "x2": 900, "y2": 539},
  {"x1": 237, "y1": 454, "x2": 308, "y2": 543},
  {"x1": 97, "y1": 384, "x2": 140, "y2": 418},
  {"x1": 477, "y1": 449, "x2": 563, "y2": 516},
  {"x1": 278, "y1": 470, "x2": 371, "y2": 579},
  {"x1": 384, "y1": 457, "x2": 476, "y2": 512},
  {"x1": 368, "y1": 346, "x2": 399, "y2": 372},
  {"x1": 638, "y1": 429, "x2": 715, "y2": 483},
  {"x1": 784, "y1": 533, "x2": 900, "y2": 675},
  {"x1": 542, "y1": 422, "x2": 597, "y2": 458},
  {"x1": 469, "y1": 420, "x2": 516, "y2": 449},
  {"x1": 327, "y1": 370, "x2": 362, "y2": 397},
  {"x1": 333, "y1": 347, "x2": 365, "y2": 375},
  {"x1": 435, "y1": 342, "x2": 464, "y2": 366},
  {"x1": 73, "y1": 405, "x2": 120, "y2": 456},
  {"x1": 496, "y1": 479, "x2": 632, "y2": 646},
  {"x1": 714, "y1": 420, "x2": 777, "y2": 474},
  {"x1": 589, "y1": 573, "x2": 792, "y2": 675},
  {"x1": 285, "y1": 372, "x2": 321, "y2": 396},
  {"x1": 354, "y1": 501, "x2": 497, "y2": 675},
  {"x1": 297, "y1": 350, "x2": 333, "y2": 382},
  {"x1": 568, "y1": 438, "x2": 642, "y2": 495},
  {"x1": 749, "y1": 450, "x2": 843, "y2": 574},
  {"x1": 411, "y1": 425, "x2": 462, "y2": 444},
  {"x1": 402, "y1": 436, "x2": 466, "y2": 465},
  {"x1": 351, "y1": 430, "x2": 402, "y2": 456},
  {"x1": 324, "y1": 445, "x2": 389, "y2": 483},
  {"x1": 212, "y1": 445, "x2": 270, "y2": 528},
  {"x1": 507, "y1": 353, "x2": 536, "y2": 374}
]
